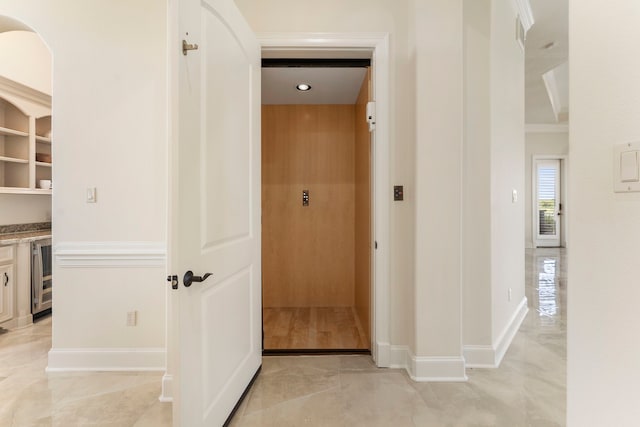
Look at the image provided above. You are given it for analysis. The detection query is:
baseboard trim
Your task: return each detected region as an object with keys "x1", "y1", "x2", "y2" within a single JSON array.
[
  {"x1": 494, "y1": 297, "x2": 528, "y2": 366},
  {"x1": 390, "y1": 345, "x2": 467, "y2": 382},
  {"x1": 374, "y1": 341, "x2": 391, "y2": 367},
  {"x1": 464, "y1": 297, "x2": 528, "y2": 369},
  {"x1": 160, "y1": 374, "x2": 174, "y2": 402},
  {"x1": 55, "y1": 242, "x2": 166, "y2": 268},
  {"x1": 463, "y1": 345, "x2": 496, "y2": 368},
  {"x1": 46, "y1": 347, "x2": 166, "y2": 372}
]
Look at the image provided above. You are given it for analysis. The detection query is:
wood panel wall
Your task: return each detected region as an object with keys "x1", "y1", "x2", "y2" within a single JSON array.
[
  {"x1": 354, "y1": 70, "x2": 371, "y2": 343},
  {"x1": 262, "y1": 104, "x2": 355, "y2": 307}
]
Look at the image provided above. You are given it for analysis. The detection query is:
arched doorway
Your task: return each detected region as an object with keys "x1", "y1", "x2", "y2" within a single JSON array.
[{"x1": 0, "y1": 16, "x2": 53, "y2": 326}]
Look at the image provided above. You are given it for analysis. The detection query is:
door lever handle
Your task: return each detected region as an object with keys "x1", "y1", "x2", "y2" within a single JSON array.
[{"x1": 183, "y1": 270, "x2": 212, "y2": 287}]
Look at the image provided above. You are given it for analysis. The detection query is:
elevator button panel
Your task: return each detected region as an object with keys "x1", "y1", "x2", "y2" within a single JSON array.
[{"x1": 302, "y1": 189, "x2": 309, "y2": 206}]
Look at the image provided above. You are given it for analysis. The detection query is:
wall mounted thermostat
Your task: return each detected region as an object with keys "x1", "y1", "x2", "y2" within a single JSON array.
[{"x1": 614, "y1": 142, "x2": 640, "y2": 192}]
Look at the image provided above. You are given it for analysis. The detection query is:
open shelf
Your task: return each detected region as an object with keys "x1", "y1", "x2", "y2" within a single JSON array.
[
  {"x1": 0, "y1": 91, "x2": 51, "y2": 194},
  {"x1": 0, "y1": 126, "x2": 28, "y2": 138},
  {"x1": 0, "y1": 187, "x2": 51, "y2": 195},
  {"x1": 0, "y1": 156, "x2": 28, "y2": 164},
  {"x1": 35, "y1": 135, "x2": 51, "y2": 144}
]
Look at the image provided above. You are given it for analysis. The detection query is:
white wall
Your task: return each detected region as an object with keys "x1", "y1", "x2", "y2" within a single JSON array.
[
  {"x1": 412, "y1": 0, "x2": 464, "y2": 369},
  {"x1": 0, "y1": 30, "x2": 51, "y2": 95},
  {"x1": 524, "y1": 131, "x2": 568, "y2": 248},
  {"x1": 0, "y1": 1, "x2": 168, "y2": 369},
  {"x1": 488, "y1": 0, "x2": 525, "y2": 349},
  {"x1": 462, "y1": 0, "x2": 526, "y2": 366},
  {"x1": 568, "y1": 1, "x2": 640, "y2": 425},
  {"x1": 0, "y1": 194, "x2": 51, "y2": 225},
  {"x1": 462, "y1": 0, "x2": 492, "y2": 351}
]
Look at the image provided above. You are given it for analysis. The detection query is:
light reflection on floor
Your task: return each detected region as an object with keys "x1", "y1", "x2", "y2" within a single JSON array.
[{"x1": 530, "y1": 248, "x2": 566, "y2": 332}]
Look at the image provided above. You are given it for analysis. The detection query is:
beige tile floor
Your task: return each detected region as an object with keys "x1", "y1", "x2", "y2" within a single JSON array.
[{"x1": 0, "y1": 248, "x2": 565, "y2": 426}]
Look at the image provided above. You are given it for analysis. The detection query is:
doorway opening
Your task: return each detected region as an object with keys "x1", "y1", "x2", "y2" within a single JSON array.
[
  {"x1": 0, "y1": 17, "x2": 53, "y2": 328},
  {"x1": 261, "y1": 58, "x2": 372, "y2": 352},
  {"x1": 533, "y1": 157, "x2": 566, "y2": 248}
]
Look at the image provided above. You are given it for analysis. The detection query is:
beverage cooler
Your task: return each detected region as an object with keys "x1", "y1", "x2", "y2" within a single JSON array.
[{"x1": 32, "y1": 239, "x2": 52, "y2": 315}]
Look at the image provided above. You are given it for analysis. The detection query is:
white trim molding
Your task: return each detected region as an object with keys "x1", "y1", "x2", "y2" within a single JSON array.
[
  {"x1": 464, "y1": 297, "x2": 529, "y2": 368},
  {"x1": 495, "y1": 297, "x2": 529, "y2": 365},
  {"x1": 0, "y1": 74, "x2": 51, "y2": 108},
  {"x1": 160, "y1": 374, "x2": 174, "y2": 402},
  {"x1": 46, "y1": 347, "x2": 166, "y2": 372},
  {"x1": 390, "y1": 345, "x2": 467, "y2": 382},
  {"x1": 55, "y1": 242, "x2": 166, "y2": 268},
  {"x1": 525, "y1": 123, "x2": 569, "y2": 134},
  {"x1": 513, "y1": 0, "x2": 535, "y2": 33}
]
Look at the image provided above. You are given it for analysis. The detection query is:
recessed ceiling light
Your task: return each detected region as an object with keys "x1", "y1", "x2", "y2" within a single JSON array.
[{"x1": 296, "y1": 83, "x2": 311, "y2": 91}]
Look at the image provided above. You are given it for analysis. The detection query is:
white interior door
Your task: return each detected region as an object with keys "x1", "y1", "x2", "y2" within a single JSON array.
[
  {"x1": 176, "y1": 0, "x2": 261, "y2": 425},
  {"x1": 535, "y1": 159, "x2": 561, "y2": 247}
]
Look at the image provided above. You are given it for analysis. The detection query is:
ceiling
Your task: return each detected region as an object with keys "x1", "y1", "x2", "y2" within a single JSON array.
[
  {"x1": 262, "y1": 67, "x2": 367, "y2": 105},
  {"x1": 525, "y1": 0, "x2": 569, "y2": 124},
  {"x1": 263, "y1": 1, "x2": 569, "y2": 123}
]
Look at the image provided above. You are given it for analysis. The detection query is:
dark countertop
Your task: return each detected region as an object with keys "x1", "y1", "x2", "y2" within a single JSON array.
[
  {"x1": 0, "y1": 230, "x2": 51, "y2": 245},
  {"x1": 0, "y1": 223, "x2": 52, "y2": 245}
]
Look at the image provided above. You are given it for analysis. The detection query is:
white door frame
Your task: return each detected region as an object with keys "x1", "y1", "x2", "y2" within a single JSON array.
[
  {"x1": 258, "y1": 33, "x2": 391, "y2": 366},
  {"x1": 532, "y1": 155, "x2": 568, "y2": 248}
]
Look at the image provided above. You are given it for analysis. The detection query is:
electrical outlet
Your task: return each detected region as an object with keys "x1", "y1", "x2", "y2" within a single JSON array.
[
  {"x1": 508, "y1": 288, "x2": 512, "y2": 302},
  {"x1": 126, "y1": 311, "x2": 137, "y2": 326}
]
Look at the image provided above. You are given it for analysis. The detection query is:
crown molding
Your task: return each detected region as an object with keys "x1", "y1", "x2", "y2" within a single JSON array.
[
  {"x1": 513, "y1": 0, "x2": 535, "y2": 33},
  {"x1": 0, "y1": 75, "x2": 50, "y2": 109}
]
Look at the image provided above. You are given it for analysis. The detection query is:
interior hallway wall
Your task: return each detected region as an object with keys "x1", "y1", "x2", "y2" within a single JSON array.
[
  {"x1": 488, "y1": 0, "x2": 526, "y2": 356},
  {"x1": 462, "y1": 0, "x2": 492, "y2": 355},
  {"x1": 0, "y1": 1, "x2": 168, "y2": 369},
  {"x1": 568, "y1": 1, "x2": 640, "y2": 425},
  {"x1": 524, "y1": 131, "x2": 568, "y2": 248},
  {"x1": 461, "y1": 0, "x2": 526, "y2": 366}
]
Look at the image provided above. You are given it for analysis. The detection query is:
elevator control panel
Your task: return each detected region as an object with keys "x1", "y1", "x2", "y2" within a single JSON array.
[{"x1": 302, "y1": 189, "x2": 310, "y2": 206}]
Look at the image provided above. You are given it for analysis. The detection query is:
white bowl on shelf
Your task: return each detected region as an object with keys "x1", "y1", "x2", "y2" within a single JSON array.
[{"x1": 38, "y1": 180, "x2": 52, "y2": 189}]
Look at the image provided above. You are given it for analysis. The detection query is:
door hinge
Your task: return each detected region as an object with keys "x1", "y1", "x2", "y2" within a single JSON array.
[
  {"x1": 182, "y1": 39, "x2": 199, "y2": 56},
  {"x1": 375, "y1": 241, "x2": 378, "y2": 250},
  {"x1": 167, "y1": 275, "x2": 179, "y2": 290}
]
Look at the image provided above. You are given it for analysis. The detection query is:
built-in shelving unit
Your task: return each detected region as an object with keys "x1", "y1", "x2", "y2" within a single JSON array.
[{"x1": 0, "y1": 77, "x2": 52, "y2": 194}]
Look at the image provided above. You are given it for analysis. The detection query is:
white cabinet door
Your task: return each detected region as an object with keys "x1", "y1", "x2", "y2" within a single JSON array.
[
  {"x1": 0, "y1": 264, "x2": 14, "y2": 324},
  {"x1": 175, "y1": 0, "x2": 262, "y2": 425}
]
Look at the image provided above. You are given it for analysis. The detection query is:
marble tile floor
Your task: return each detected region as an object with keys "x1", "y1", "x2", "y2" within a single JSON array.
[
  {"x1": 0, "y1": 248, "x2": 565, "y2": 426},
  {"x1": 0, "y1": 316, "x2": 172, "y2": 426}
]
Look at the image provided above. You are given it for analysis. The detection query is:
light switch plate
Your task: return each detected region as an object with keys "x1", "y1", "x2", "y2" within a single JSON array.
[
  {"x1": 512, "y1": 189, "x2": 518, "y2": 203},
  {"x1": 614, "y1": 142, "x2": 640, "y2": 192},
  {"x1": 86, "y1": 187, "x2": 97, "y2": 203}
]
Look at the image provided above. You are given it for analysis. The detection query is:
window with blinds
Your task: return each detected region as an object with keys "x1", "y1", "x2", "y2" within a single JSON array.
[{"x1": 538, "y1": 166, "x2": 557, "y2": 236}]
